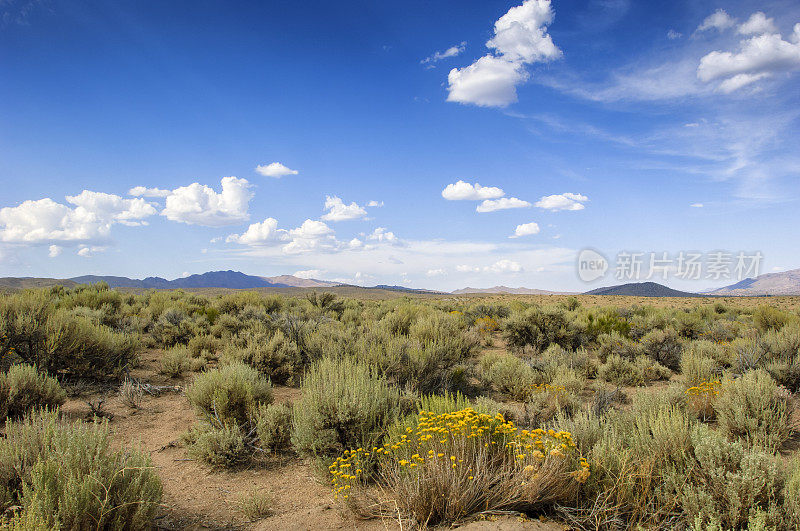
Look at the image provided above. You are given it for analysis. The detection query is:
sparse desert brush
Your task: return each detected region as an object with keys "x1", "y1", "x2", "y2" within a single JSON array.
[
  {"x1": 187, "y1": 334, "x2": 221, "y2": 359},
  {"x1": 292, "y1": 357, "x2": 399, "y2": 458},
  {"x1": 540, "y1": 344, "x2": 589, "y2": 377},
  {"x1": 0, "y1": 409, "x2": 162, "y2": 529},
  {"x1": 160, "y1": 345, "x2": 189, "y2": 378},
  {"x1": 714, "y1": 370, "x2": 791, "y2": 452},
  {"x1": 254, "y1": 402, "x2": 293, "y2": 452},
  {"x1": 569, "y1": 403, "x2": 695, "y2": 527},
  {"x1": 786, "y1": 457, "x2": 800, "y2": 527},
  {"x1": 119, "y1": 377, "x2": 143, "y2": 409},
  {"x1": 474, "y1": 316, "x2": 500, "y2": 336},
  {"x1": 0, "y1": 364, "x2": 66, "y2": 419},
  {"x1": 187, "y1": 362, "x2": 273, "y2": 428},
  {"x1": 330, "y1": 407, "x2": 588, "y2": 525},
  {"x1": 234, "y1": 488, "x2": 274, "y2": 520}
]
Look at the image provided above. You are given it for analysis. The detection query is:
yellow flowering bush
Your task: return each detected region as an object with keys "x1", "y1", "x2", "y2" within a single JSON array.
[
  {"x1": 475, "y1": 316, "x2": 500, "y2": 336},
  {"x1": 685, "y1": 379, "x2": 721, "y2": 420},
  {"x1": 329, "y1": 407, "x2": 588, "y2": 524}
]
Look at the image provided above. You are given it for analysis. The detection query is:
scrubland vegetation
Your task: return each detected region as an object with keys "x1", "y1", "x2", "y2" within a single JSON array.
[{"x1": 1, "y1": 282, "x2": 800, "y2": 528}]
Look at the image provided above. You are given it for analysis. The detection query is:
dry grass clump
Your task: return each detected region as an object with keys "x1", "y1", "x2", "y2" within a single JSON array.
[
  {"x1": 118, "y1": 377, "x2": 143, "y2": 409},
  {"x1": 330, "y1": 408, "x2": 588, "y2": 525},
  {"x1": 292, "y1": 357, "x2": 399, "y2": 458},
  {"x1": 0, "y1": 409, "x2": 162, "y2": 529},
  {"x1": 0, "y1": 364, "x2": 66, "y2": 419},
  {"x1": 234, "y1": 488, "x2": 274, "y2": 520}
]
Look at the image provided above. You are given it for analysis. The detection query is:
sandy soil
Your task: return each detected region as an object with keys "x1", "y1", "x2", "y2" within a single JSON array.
[{"x1": 56, "y1": 347, "x2": 571, "y2": 530}]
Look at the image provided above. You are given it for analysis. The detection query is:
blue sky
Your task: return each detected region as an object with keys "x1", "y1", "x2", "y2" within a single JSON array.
[{"x1": 1, "y1": 0, "x2": 799, "y2": 291}]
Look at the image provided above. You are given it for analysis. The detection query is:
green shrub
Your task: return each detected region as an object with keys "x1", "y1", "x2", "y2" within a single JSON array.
[
  {"x1": 640, "y1": 328, "x2": 683, "y2": 370},
  {"x1": 597, "y1": 331, "x2": 640, "y2": 362},
  {"x1": 222, "y1": 330, "x2": 303, "y2": 385},
  {"x1": 187, "y1": 334, "x2": 221, "y2": 359},
  {"x1": 185, "y1": 423, "x2": 247, "y2": 468},
  {"x1": 0, "y1": 409, "x2": 162, "y2": 529},
  {"x1": 0, "y1": 293, "x2": 138, "y2": 380},
  {"x1": 715, "y1": 370, "x2": 790, "y2": 452},
  {"x1": 0, "y1": 364, "x2": 65, "y2": 419},
  {"x1": 255, "y1": 403, "x2": 293, "y2": 452},
  {"x1": 682, "y1": 425, "x2": 785, "y2": 529},
  {"x1": 753, "y1": 305, "x2": 792, "y2": 332},
  {"x1": 481, "y1": 354, "x2": 538, "y2": 400},
  {"x1": 159, "y1": 346, "x2": 189, "y2": 378},
  {"x1": 503, "y1": 307, "x2": 576, "y2": 353},
  {"x1": 186, "y1": 363, "x2": 273, "y2": 427},
  {"x1": 786, "y1": 457, "x2": 800, "y2": 528},
  {"x1": 681, "y1": 342, "x2": 722, "y2": 387},
  {"x1": 292, "y1": 357, "x2": 399, "y2": 457},
  {"x1": 598, "y1": 354, "x2": 670, "y2": 386}
]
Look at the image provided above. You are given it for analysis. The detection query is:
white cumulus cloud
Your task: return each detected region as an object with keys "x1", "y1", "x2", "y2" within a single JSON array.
[
  {"x1": 255, "y1": 162, "x2": 298, "y2": 178},
  {"x1": 441, "y1": 180, "x2": 505, "y2": 200},
  {"x1": 697, "y1": 9, "x2": 735, "y2": 32},
  {"x1": 225, "y1": 217, "x2": 281, "y2": 245},
  {"x1": 282, "y1": 219, "x2": 337, "y2": 254},
  {"x1": 488, "y1": 259, "x2": 523, "y2": 273},
  {"x1": 162, "y1": 177, "x2": 253, "y2": 226},
  {"x1": 447, "y1": 0, "x2": 561, "y2": 107},
  {"x1": 0, "y1": 192, "x2": 156, "y2": 243},
  {"x1": 534, "y1": 192, "x2": 588, "y2": 211},
  {"x1": 48, "y1": 245, "x2": 62, "y2": 258},
  {"x1": 698, "y1": 24, "x2": 800, "y2": 92},
  {"x1": 509, "y1": 222, "x2": 540, "y2": 238},
  {"x1": 476, "y1": 197, "x2": 531, "y2": 212},
  {"x1": 367, "y1": 227, "x2": 398, "y2": 243},
  {"x1": 128, "y1": 186, "x2": 171, "y2": 198},
  {"x1": 738, "y1": 12, "x2": 777, "y2": 35},
  {"x1": 426, "y1": 268, "x2": 446, "y2": 277},
  {"x1": 321, "y1": 196, "x2": 367, "y2": 221}
]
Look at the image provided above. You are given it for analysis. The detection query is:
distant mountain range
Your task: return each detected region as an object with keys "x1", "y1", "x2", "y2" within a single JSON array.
[
  {"x1": 705, "y1": 268, "x2": 800, "y2": 296},
  {"x1": 451, "y1": 286, "x2": 567, "y2": 295},
  {"x1": 2, "y1": 267, "x2": 800, "y2": 297},
  {"x1": 584, "y1": 281, "x2": 698, "y2": 297}
]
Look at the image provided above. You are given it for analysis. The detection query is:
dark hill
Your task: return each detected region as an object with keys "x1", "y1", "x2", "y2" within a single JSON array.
[{"x1": 584, "y1": 281, "x2": 698, "y2": 297}]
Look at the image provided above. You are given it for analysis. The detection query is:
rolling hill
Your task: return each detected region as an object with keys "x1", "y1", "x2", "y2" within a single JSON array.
[
  {"x1": 584, "y1": 281, "x2": 698, "y2": 297},
  {"x1": 707, "y1": 268, "x2": 800, "y2": 296}
]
